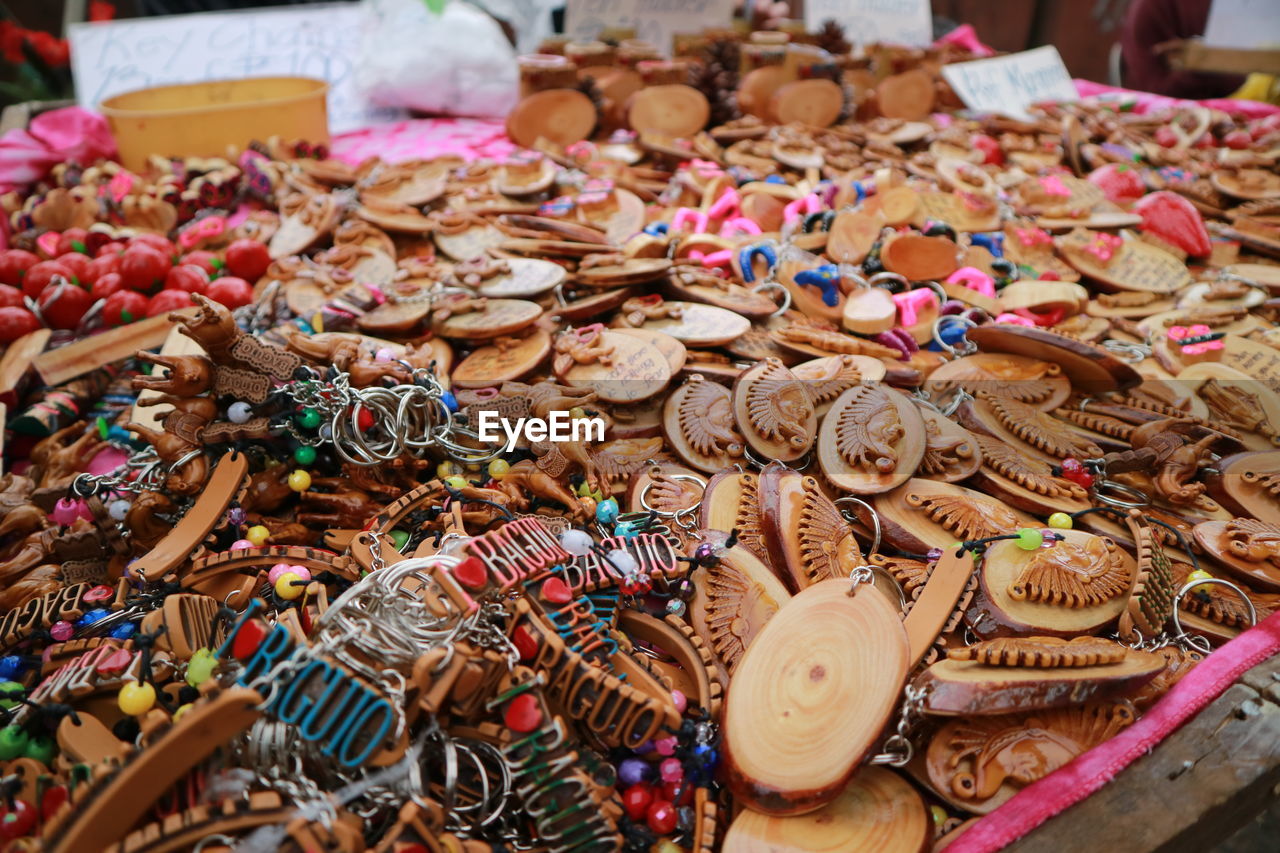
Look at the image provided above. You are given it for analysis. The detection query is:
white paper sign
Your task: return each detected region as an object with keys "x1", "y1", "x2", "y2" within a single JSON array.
[
  {"x1": 804, "y1": 0, "x2": 932, "y2": 48},
  {"x1": 564, "y1": 0, "x2": 734, "y2": 56},
  {"x1": 941, "y1": 46, "x2": 1077, "y2": 121},
  {"x1": 1204, "y1": 0, "x2": 1280, "y2": 50},
  {"x1": 69, "y1": 3, "x2": 403, "y2": 134}
]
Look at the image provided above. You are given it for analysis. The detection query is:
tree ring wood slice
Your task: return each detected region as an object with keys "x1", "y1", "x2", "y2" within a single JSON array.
[
  {"x1": 924, "y1": 352, "x2": 1072, "y2": 412},
  {"x1": 818, "y1": 384, "x2": 926, "y2": 495},
  {"x1": 966, "y1": 323, "x2": 1142, "y2": 392},
  {"x1": 451, "y1": 329, "x2": 551, "y2": 388},
  {"x1": 732, "y1": 358, "x2": 817, "y2": 463},
  {"x1": 639, "y1": 301, "x2": 751, "y2": 347},
  {"x1": 723, "y1": 579, "x2": 909, "y2": 816},
  {"x1": 737, "y1": 66, "x2": 788, "y2": 119},
  {"x1": 723, "y1": 766, "x2": 929, "y2": 853},
  {"x1": 875, "y1": 69, "x2": 934, "y2": 121},
  {"x1": 434, "y1": 299, "x2": 543, "y2": 340},
  {"x1": 768, "y1": 79, "x2": 844, "y2": 127},
  {"x1": 433, "y1": 224, "x2": 507, "y2": 261},
  {"x1": 881, "y1": 234, "x2": 959, "y2": 281},
  {"x1": 875, "y1": 479, "x2": 1038, "y2": 555},
  {"x1": 914, "y1": 649, "x2": 1165, "y2": 716},
  {"x1": 970, "y1": 530, "x2": 1137, "y2": 639},
  {"x1": 662, "y1": 375, "x2": 746, "y2": 474},
  {"x1": 827, "y1": 210, "x2": 884, "y2": 265},
  {"x1": 506, "y1": 89, "x2": 598, "y2": 148},
  {"x1": 475, "y1": 258, "x2": 566, "y2": 298},
  {"x1": 628, "y1": 85, "x2": 710, "y2": 138},
  {"x1": 563, "y1": 330, "x2": 671, "y2": 402}
]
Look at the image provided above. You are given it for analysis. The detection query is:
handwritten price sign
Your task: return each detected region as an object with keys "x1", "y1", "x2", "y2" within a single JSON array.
[{"x1": 940, "y1": 46, "x2": 1077, "y2": 120}]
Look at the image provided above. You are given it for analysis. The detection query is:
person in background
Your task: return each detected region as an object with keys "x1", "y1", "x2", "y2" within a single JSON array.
[{"x1": 1120, "y1": 0, "x2": 1246, "y2": 99}]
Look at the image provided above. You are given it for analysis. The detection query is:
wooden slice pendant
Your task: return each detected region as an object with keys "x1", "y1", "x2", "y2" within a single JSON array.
[
  {"x1": 699, "y1": 470, "x2": 771, "y2": 564},
  {"x1": 1179, "y1": 363, "x2": 1280, "y2": 453},
  {"x1": 732, "y1": 358, "x2": 817, "y2": 463},
  {"x1": 723, "y1": 767, "x2": 929, "y2": 853},
  {"x1": 880, "y1": 234, "x2": 959, "y2": 281},
  {"x1": 970, "y1": 530, "x2": 1137, "y2": 639},
  {"x1": 967, "y1": 433, "x2": 1091, "y2": 516},
  {"x1": 917, "y1": 190, "x2": 1002, "y2": 233},
  {"x1": 876, "y1": 479, "x2": 1039, "y2": 555},
  {"x1": 842, "y1": 287, "x2": 897, "y2": 335},
  {"x1": 925, "y1": 353, "x2": 1072, "y2": 411},
  {"x1": 875, "y1": 69, "x2": 934, "y2": 121},
  {"x1": 1193, "y1": 519, "x2": 1280, "y2": 593},
  {"x1": 817, "y1": 384, "x2": 926, "y2": 495},
  {"x1": 577, "y1": 258, "x2": 672, "y2": 288},
  {"x1": 560, "y1": 328, "x2": 672, "y2": 403},
  {"x1": 960, "y1": 393, "x2": 1101, "y2": 464},
  {"x1": 433, "y1": 299, "x2": 543, "y2": 340},
  {"x1": 915, "y1": 646, "x2": 1165, "y2": 716},
  {"x1": 916, "y1": 406, "x2": 982, "y2": 483},
  {"x1": 966, "y1": 324, "x2": 1142, "y2": 391},
  {"x1": 433, "y1": 222, "x2": 506, "y2": 261},
  {"x1": 723, "y1": 579, "x2": 910, "y2": 816},
  {"x1": 549, "y1": 285, "x2": 638, "y2": 323},
  {"x1": 665, "y1": 272, "x2": 780, "y2": 320},
  {"x1": 738, "y1": 66, "x2": 788, "y2": 119},
  {"x1": 689, "y1": 544, "x2": 791, "y2": 678},
  {"x1": 628, "y1": 85, "x2": 711, "y2": 138},
  {"x1": 451, "y1": 329, "x2": 551, "y2": 388},
  {"x1": 827, "y1": 211, "x2": 884, "y2": 265},
  {"x1": 769, "y1": 79, "x2": 844, "y2": 127},
  {"x1": 791, "y1": 355, "x2": 884, "y2": 417},
  {"x1": 759, "y1": 463, "x2": 863, "y2": 593},
  {"x1": 638, "y1": 301, "x2": 751, "y2": 347},
  {"x1": 474, "y1": 258, "x2": 566, "y2": 298},
  {"x1": 1057, "y1": 229, "x2": 1192, "y2": 293},
  {"x1": 612, "y1": 327, "x2": 686, "y2": 374},
  {"x1": 506, "y1": 89, "x2": 598, "y2": 148},
  {"x1": 662, "y1": 375, "x2": 746, "y2": 474}
]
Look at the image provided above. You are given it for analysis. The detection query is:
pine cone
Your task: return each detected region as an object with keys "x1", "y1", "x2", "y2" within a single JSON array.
[
  {"x1": 815, "y1": 19, "x2": 852, "y2": 56},
  {"x1": 690, "y1": 39, "x2": 741, "y2": 128}
]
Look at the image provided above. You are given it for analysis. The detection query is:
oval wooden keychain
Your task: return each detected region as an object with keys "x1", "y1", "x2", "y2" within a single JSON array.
[
  {"x1": 817, "y1": 383, "x2": 926, "y2": 495},
  {"x1": 723, "y1": 577, "x2": 910, "y2": 816}
]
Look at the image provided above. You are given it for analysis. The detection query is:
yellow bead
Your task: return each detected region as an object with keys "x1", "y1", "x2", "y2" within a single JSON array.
[
  {"x1": 488, "y1": 459, "x2": 510, "y2": 479},
  {"x1": 275, "y1": 572, "x2": 304, "y2": 600},
  {"x1": 445, "y1": 475, "x2": 468, "y2": 490},
  {"x1": 118, "y1": 681, "x2": 156, "y2": 716},
  {"x1": 650, "y1": 841, "x2": 683, "y2": 853},
  {"x1": 1047, "y1": 512, "x2": 1073, "y2": 530},
  {"x1": 931, "y1": 805, "x2": 948, "y2": 826},
  {"x1": 569, "y1": 406, "x2": 586, "y2": 419},
  {"x1": 246, "y1": 525, "x2": 271, "y2": 546},
  {"x1": 288, "y1": 469, "x2": 312, "y2": 492},
  {"x1": 437, "y1": 461, "x2": 458, "y2": 479},
  {"x1": 1187, "y1": 569, "x2": 1214, "y2": 584},
  {"x1": 310, "y1": 312, "x2": 324, "y2": 333},
  {"x1": 173, "y1": 703, "x2": 192, "y2": 721}
]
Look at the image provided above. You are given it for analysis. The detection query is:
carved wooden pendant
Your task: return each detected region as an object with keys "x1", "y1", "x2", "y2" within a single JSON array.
[
  {"x1": 817, "y1": 384, "x2": 925, "y2": 494},
  {"x1": 633, "y1": 301, "x2": 752, "y2": 347},
  {"x1": 1119, "y1": 510, "x2": 1178, "y2": 641},
  {"x1": 916, "y1": 406, "x2": 982, "y2": 483},
  {"x1": 1210, "y1": 451, "x2": 1280, "y2": 525},
  {"x1": 434, "y1": 298, "x2": 543, "y2": 340},
  {"x1": 924, "y1": 353, "x2": 1072, "y2": 411},
  {"x1": 1171, "y1": 558, "x2": 1278, "y2": 643},
  {"x1": 451, "y1": 328, "x2": 551, "y2": 388},
  {"x1": 962, "y1": 392, "x2": 1103, "y2": 464},
  {"x1": 759, "y1": 463, "x2": 863, "y2": 593},
  {"x1": 949, "y1": 636, "x2": 1129, "y2": 667},
  {"x1": 557, "y1": 327, "x2": 672, "y2": 403},
  {"x1": 876, "y1": 479, "x2": 1038, "y2": 555},
  {"x1": 966, "y1": 323, "x2": 1142, "y2": 392},
  {"x1": 666, "y1": 269, "x2": 780, "y2": 320},
  {"x1": 968, "y1": 433, "x2": 1092, "y2": 516},
  {"x1": 969, "y1": 529, "x2": 1136, "y2": 639},
  {"x1": 901, "y1": 548, "x2": 978, "y2": 668},
  {"x1": 688, "y1": 544, "x2": 791, "y2": 678},
  {"x1": 699, "y1": 470, "x2": 770, "y2": 565},
  {"x1": 662, "y1": 375, "x2": 746, "y2": 474},
  {"x1": 1057, "y1": 228, "x2": 1192, "y2": 293},
  {"x1": 916, "y1": 645, "x2": 1165, "y2": 716},
  {"x1": 723, "y1": 767, "x2": 929, "y2": 853},
  {"x1": 924, "y1": 703, "x2": 1136, "y2": 814},
  {"x1": 731, "y1": 358, "x2": 818, "y2": 463},
  {"x1": 791, "y1": 355, "x2": 886, "y2": 417},
  {"x1": 1192, "y1": 518, "x2": 1280, "y2": 593},
  {"x1": 723, "y1": 580, "x2": 909, "y2": 816}
]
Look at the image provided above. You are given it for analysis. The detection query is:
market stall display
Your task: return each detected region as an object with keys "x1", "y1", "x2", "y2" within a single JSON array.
[{"x1": 0, "y1": 17, "x2": 1278, "y2": 853}]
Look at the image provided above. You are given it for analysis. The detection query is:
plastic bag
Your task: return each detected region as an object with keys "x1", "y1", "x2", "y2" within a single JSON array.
[{"x1": 358, "y1": 0, "x2": 519, "y2": 118}]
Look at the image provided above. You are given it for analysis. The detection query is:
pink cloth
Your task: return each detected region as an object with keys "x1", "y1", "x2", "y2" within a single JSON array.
[
  {"x1": 0, "y1": 106, "x2": 116, "y2": 194},
  {"x1": 934, "y1": 24, "x2": 997, "y2": 58},
  {"x1": 332, "y1": 116, "x2": 516, "y2": 165},
  {"x1": 950, "y1": 611, "x2": 1280, "y2": 852},
  {"x1": 1074, "y1": 78, "x2": 1280, "y2": 119}
]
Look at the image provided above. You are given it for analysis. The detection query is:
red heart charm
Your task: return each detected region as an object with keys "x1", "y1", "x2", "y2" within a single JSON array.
[
  {"x1": 504, "y1": 692, "x2": 542, "y2": 733},
  {"x1": 95, "y1": 648, "x2": 133, "y2": 675},
  {"x1": 512, "y1": 625, "x2": 539, "y2": 661},
  {"x1": 1134, "y1": 190, "x2": 1211, "y2": 257},
  {"x1": 539, "y1": 576, "x2": 573, "y2": 605},
  {"x1": 1087, "y1": 163, "x2": 1145, "y2": 206},
  {"x1": 232, "y1": 619, "x2": 268, "y2": 660},
  {"x1": 452, "y1": 556, "x2": 488, "y2": 591}
]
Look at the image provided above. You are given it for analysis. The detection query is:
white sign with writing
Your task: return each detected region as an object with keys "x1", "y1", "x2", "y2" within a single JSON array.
[
  {"x1": 1204, "y1": 0, "x2": 1280, "y2": 50},
  {"x1": 804, "y1": 0, "x2": 932, "y2": 48},
  {"x1": 565, "y1": 0, "x2": 734, "y2": 56},
  {"x1": 69, "y1": 3, "x2": 402, "y2": 134},
  {"x1": 941, "y1": 46, "x2": 1077, "y2": 120}
]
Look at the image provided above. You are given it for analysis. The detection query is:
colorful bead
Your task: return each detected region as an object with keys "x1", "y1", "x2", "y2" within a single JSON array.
[
  {"x1": 622, "y1": 782, "x2": 654, "y2": 821},
  {"x1": 659, "y1": 757, "x2": 683, "y2": 783},
  {"x1": 389, "y1": 529, "x2": 410, "y2": 550},
  {"x1": 246, "y1": 525, "x2": 271, "y2": 546},
  {"x1": 596, "y1": 497, "x2": 620, "y2": 524},
  {"x1": 606, "y1": 549, "x2": 637, "y2": 576},
  {"x1": 646, "y1": 800, "x2": 678, "y2": 834},
  {"x1": 227, "y1": 401, "x2": 253, "y2": 423},
  {"x1": 670, "y1": 689, "x2": 687, "y2": 714},
  {"x1": 293, "y1": 445, "x2": 317, "y2": 465},
  {"x1": 1015, "y1": 528, "x2": 1044, "y2": 550},
  {"x1": 0, "y1": 684, "x2": 22, "y2": 711},
  {"x1": 665, "y1": 598, "x2": 686, "y2": 617},
  {"x1": 569, "y1": 406, "x2": 586, "y2": 419},
  {"x1": 1187, "y1": 569, "x2": 1214, "y2": 583},
  {"x1": 931, "y1": 804, "x2": 948, "y2": 825},
  {"x1": 437, "y1": 461, "x2": 458, "y2": 479},
  {"x1": 275, "y1": 572, "x2": 305, "y2": 600},
  {"x1": 117, "y1": 681, "x2": 157, "y2": 716},
  {"x1": 1047, "y1": 512, "x2": 1074, "y2": 529},
  {"x1": 226, "y1": 506, "x2": 247, "y2": 526},
  {"x1": 0, "y1": 798, "x2": 35, "y2": 840},
  {"x1": 50, "y1": 621, "x2": 73, "y2": 642},
  {"x1": 186, "y1": 648, "x2": 217, "y2": 686},
  {"x1": 0, "y1": 726, "x2": 27, "y2": 759},
  {"x1": 109, "y1": 623, "x2": 137, "y2": 640},
  {"x1": 444, "y1": 475, "x2": 468, "y2": 490},
  {"x1": 287, "y1": 469, "x2": 312, "y2": 491},
  {"x1": 23, "y1": 736, "x2": 55, "y2": 765},
  {"x1": 230, "y1": 538, "x2": 254, "y2": 550},
  {"x1": 268, "y1": 563, "x2": 297, "y2": 583},
  {"x1": 654, "y1": 736, "x2": 677, "y2": 756},
  {"x1": 296, "y1": 408, "x2": 323, "y2": 429},
  {"x1": 0, "y1": 657, "x2": 21, "y2": 680},
  {"x1": 618, "y1": 757, "x2": 651, "y2": 787},
  {"x1": 487, "y1": 458, "x2": 510, "y2": 479},
  {"x1": 108, "y1": 498, "x2": 131, "y2": 520}
]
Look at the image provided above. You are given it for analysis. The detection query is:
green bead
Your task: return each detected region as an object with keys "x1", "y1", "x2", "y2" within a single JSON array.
[
  {"x1": 24, "y1": 735, "x2": 55, "y2": 765},
  {"x1": 0, "y1": 725, "x2": 28, "y2": 760},
  {"x1": 0, "y1": 681, "x2": 21, "y2": 710},
  {"x1": 296, "y1": 408, "x2": 323, "y2": 430},
  {"x1": 389, "y1": 529, "x2": 410, "y2": 550},
  {"x1": 1015, "y1": 527, "x2": 1044, "y2": 550},
  {"x1": 293, "y1": 445, "x2": 317, "y2": 466},
  {"x1": 1047, "y1": 512, "x2": 1073, "y2": 530},
  {"x1": 444, "y1": 476, "x2": 468, "y2": 490},
  {"x1": 186, "y1": 648, "x2": 217, "y2": 687}
]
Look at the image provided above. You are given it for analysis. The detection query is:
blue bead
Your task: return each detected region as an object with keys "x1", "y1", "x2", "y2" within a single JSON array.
[
  {"x1": 940, "y1": 324, "x2": 969, "y2": 345},
  {"x1": 0, "y1": 656, "x2": 22, "y2": 680},
  {"x1": 109, "y1": 623, "x2": 137, "y2": 640},
  {"x1": 107, "y1": 425, "x2": 131, "y2": 443},
  {"x1": 765, "y1": 174, "x2": 786, "y2": 184},
  {"x1": 76, "y1": 608, "x2": 110, "y2": 627},
  {"x1": 295, "y1": 320, "x2": 313, "y2": 334},
  {"x1": 596, "y1": 498, "x2": 620, "y2": 524},
  {"x1": 440, "y1": 391, "x2": 458, "y2": 413},
  {"x1": 643, "y1": 222, "x2": 670, "y2": 236},
  {"x1": 618, "y1": 757, "x2": 650, "y2": 786}
]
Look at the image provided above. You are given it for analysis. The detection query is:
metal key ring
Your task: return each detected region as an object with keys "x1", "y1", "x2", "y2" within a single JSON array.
[
  {"x1": 1092, "y1": 478, "x2": 1150, "y2": 509},
  {"x1": 751, "y1": 280, "x2": 792, "y2": 317},
  {"x1": 638, "y1": 475, "x2": 708, "y2": 516},
  {"x1": 1172, "y1": 577, "x2": 1257, "y2": 641},
  {"x1": 835, "y1": 496, "x2": 881, "y2": 558}
]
